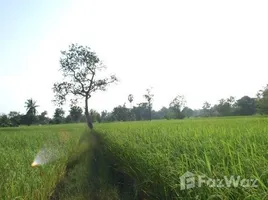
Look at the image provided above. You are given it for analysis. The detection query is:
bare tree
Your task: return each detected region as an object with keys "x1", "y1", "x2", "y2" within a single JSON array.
[{"x1": 53, "y1": 44, "x2": 118, "y2": 129}]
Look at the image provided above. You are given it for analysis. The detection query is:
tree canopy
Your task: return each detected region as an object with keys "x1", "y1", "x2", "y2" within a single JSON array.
[
  {"x1": 53, "y1": 43, "x2": 118, "y2": 129},
  {"x1": 256, "y1": 84, "x2": 268, "y2": 115},
  {"x1": 169, "y1": 95, "x2": 186, "y2": 119}
]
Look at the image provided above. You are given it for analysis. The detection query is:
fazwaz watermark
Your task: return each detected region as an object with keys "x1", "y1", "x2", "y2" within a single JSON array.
[{"x1": 180, "y1": 171, "x2": 258, "y2": 190}]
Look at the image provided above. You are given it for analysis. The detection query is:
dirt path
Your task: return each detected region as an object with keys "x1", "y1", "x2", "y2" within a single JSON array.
[{"x1": 49, "y1": 131, "x2": 137, "y2": 200}]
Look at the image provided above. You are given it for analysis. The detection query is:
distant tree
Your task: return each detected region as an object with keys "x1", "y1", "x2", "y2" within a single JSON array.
[
  {"x1": 182, "y1": 107, "x2": 194, "y2": 118},
  {"x1": 235, "y1": 96, "x2": 256, "y2": 115},
  {"x1": 169, "y1": 95, "x2": 186, "y2": 119},
  {"x1": 151, "y1": 110, "x2": 160, "y2": 119},
  {"x1": 96, "y1": 113, "x2": 101, "y2": 123},
  {"x1": 24, "y1": 98, "x2": 39, "y2": 125},
  {"x1": 132, "y1": 105, "x2": 142, "y2": 121},
  {"x1": 156, "y1": 107, "x2": 169, "y2": 119},
  {"x1": 128, "y1": 94, "x2": 134, "y2": 108},
  {"x1": 38, "y1": 111, "x2": 49, "y2": 124},
  {"x1": 19, "y1": 115, "x2": 28, "y2": 125},
  {"x1": 69, "y1": 105, "x2": 83, "y2": 122},
  {"x1": 53, "y1": 108, "x2": 65, "y2": 124},
  {"x1": 227, "y1": 96, "x2": 236, "y2": 112},
  {"x1": 164, "y1": 112, "x2": 173, "y2": 120},
  {"x1": 132, "y1": 102, "x2": 150, "y2": 121},
  {"x1": 143, "y1": 88, "x2": 154, "y2": 121},
  {"x1": 89, "y1": 109, "x2": 101, "y2": 123},
  {"x1": 210, "y1": 105, "x2": 220, "y2": 117},
  {"x1": 215, "y1": 97, "x2": 235, "y2": 116},
  {"x1": 103, "y1": 112, "x2": 116, "y2": 122},
  {"x1": 8, "y1": 111, "x2": 21, "y2": 126},
  {"x1": 227, "y1": 96, "x2": 236, "y2": 105},
  {"x1": 151, "y1": 107, "x2": 172, "y2": 120},
  {"x1": 80, "y1": 115, "x2": 87, "y2": 123},
  {"x1": 202, "y1": 101, "x2": 212, "y2": 117},
  {"x1": 65, "y1": 115, "x2": 72, "y2": 123},
  {"x1": 0, "y1": 114, "x2": 12, "y2": 127},
  {"x1": 256, "y1": 84, "x2": 268, "y2": 115},
  {"x1": 100, "y1": 110, "x2": 108, "y2": 122},
  {"x1": 111, "y1": 104, "x2": 134, "y2": 121},
  {"x1": 216, "y1": 99, "x2": 226, "y2": 116},
  {"x1": 53, "y1": 43, "x2": 118, "y2": 129}
]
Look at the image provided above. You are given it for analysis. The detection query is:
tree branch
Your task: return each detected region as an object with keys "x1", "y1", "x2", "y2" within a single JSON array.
[{"x1": 68, "y1": 66, "x2": 86, "y2": 94}]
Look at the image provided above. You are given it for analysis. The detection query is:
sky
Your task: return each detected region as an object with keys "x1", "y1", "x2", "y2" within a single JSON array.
[{"x1": 1, "y1": 0, "x2": 268, "y2": 117}]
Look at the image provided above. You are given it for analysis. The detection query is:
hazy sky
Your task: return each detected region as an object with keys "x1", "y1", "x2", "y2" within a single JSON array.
[{"x1": 1, "y1": 0, "x2": 268, "y2": 117}]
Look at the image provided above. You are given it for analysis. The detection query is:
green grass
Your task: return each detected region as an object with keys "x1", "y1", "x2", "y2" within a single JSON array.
[
  {"x1": 1, "y1": 117, "x2": 268, "y2": 199},
  {"x1": 95, "y1": 117, "x2": 268, "y2": 199},
  {"x1": 0, "y1": 124, "x2": 88, "y2": 200}
]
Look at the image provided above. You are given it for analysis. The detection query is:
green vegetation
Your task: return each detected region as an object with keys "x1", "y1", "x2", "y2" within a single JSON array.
[
  {"x1": 2, "y1": 117, "x2": 268, "y2": 199},
  {"x1": 2, "y1": 83, "x2": 268, "y2": 127},
  {"x1": 52, "y1": 43, "x2": 118, "y2": 129},
  {"x1": 94, "y1": 117, "x2": 268, "y2": 199},
  {"x1": 0, "y1": 124, "x2": 87, "y2": 199}
]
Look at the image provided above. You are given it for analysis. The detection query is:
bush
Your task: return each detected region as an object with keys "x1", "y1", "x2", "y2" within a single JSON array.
[{"x1": 0, "y1": 114, "x2": 12, "y2": 127}]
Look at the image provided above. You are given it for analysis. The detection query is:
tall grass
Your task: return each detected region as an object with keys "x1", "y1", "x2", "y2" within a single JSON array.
[
  {"x1": 0, "y1": 124, "x2": 87, "y2": 200},
  {"x1": 2, "y1": 117, "x2": 268, "y2": 199},
  {"x1": 95, "y1": 117, "x2": 268, "y2": 199}
]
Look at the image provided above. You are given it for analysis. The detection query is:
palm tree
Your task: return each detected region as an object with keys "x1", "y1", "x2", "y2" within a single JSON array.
[
  {"x1": 25, "y1": 99, "x2": 39, "y2": 125},
  {"x1": 25, "y1": 98, "x2": 39, "y2": 115}
]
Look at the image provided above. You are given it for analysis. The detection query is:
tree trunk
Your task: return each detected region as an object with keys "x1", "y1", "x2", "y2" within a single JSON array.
[{"x1": 85, "y1": 96, "x2": 93, "y2": 129}]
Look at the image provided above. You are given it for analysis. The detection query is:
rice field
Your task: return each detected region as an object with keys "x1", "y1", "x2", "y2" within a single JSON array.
[
  {"x1": 0, "y1": 124, "x2": 88, "y2": 200},
  {"x1": 1, "y1": 117, "x2": 268, "y2": 199},
  {"x1": 95, "y1": 117, "x2": 268, "y2": 199}
]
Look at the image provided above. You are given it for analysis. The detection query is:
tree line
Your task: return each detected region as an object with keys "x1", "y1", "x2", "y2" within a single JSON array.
[
  {"x1": 1, "y1": 43, "x2": 268, "y2": 127},
  {"x1": 0, "y1": 98, "x2": 104, "y2": 127},
  {"x1": 0, "y1": 84, "x2": 268, "y2": 127},
  {"x1": 100, "y1": 84, "x2": 268, "y2": 121}
]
